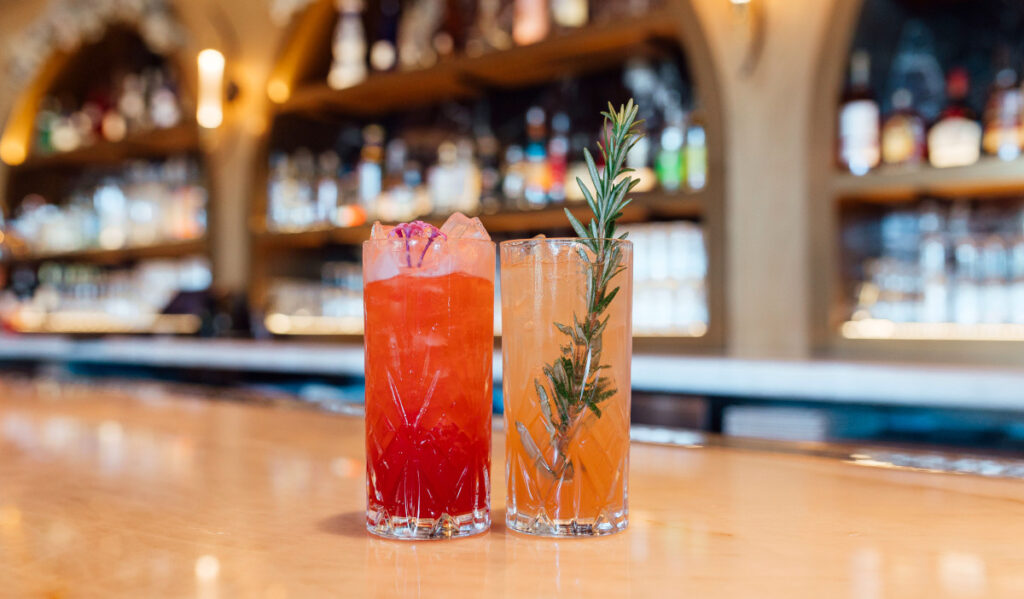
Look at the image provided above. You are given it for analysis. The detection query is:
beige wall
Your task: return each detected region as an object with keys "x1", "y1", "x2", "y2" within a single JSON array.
[{"x1": 0, "y1": 0, "x2": 845, "y2": 360}]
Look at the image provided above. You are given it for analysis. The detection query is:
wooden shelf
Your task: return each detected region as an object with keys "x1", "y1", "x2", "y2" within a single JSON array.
[
  {"x1": 278, "y1": 10, "x2": 678, "y2": 118},
  {"x1": 2, "y1": 238, "x2": 207, "y2": 266},
  {"x1": 833, "y1": 156, "x2": 1024, "y2": 203},
  {"x1": 13, "y1": 123, "x2": 200, "y2": 172},
  {"x1": 253, "y1": 190, "x2": 705, "y2": 248}
]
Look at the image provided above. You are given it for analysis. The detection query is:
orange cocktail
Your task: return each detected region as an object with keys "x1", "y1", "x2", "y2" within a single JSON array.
[
  {"x1": 363, "y1": 218, "x2": 494, "y2": 540},
  {"x1": 500, "y1": 238, "x2": 633, "y2": 537}
]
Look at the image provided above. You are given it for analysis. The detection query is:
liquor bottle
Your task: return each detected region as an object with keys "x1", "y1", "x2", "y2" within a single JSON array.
[
  {"x1": 950, "y1": 204, "x2": 980, "y2": 325},
  {"x1": 328, "y1": 0, "x2": 368, "y2": 90},
  {"x1": 564, "y1": 131, "x2": 590, "y2": 203},
  {"x1": 655, "y1": 109, "x2": 686, "y2": 191},
  {"x1": 267, "y1": 153, "x2": 288, "y2": 230},
  {"x1": 429, "y1": 141, "x2": 459, "y2": 215},
  {"x1": 119, "y1": 73, "x2": 148, "y2": 133},
  {"x1": 475, "y1": 104, "x2": 503, "y2": 214},
  {"x1": 397, "y1": 0, "x2": 444, "y2": 70},
  {"x1": 982, "y1": 54, "x2": 1023, "y2": 161},
  {"x1": 881, "y1": 88, "x2": 926, "y2": 166},
  {"x1": 685, "y1": 117, "x2": 707, "y2": 191},
  {"x1": 838, "y1": 50, "x2": 880, "y2": 175},
  {"x1": 433, "y1": 0, "x2": 467, "y2": 60},
  {"x1": 292, "y1": 149, "x2": 317, "y2": 229},
  {"x1": 626, "y1": 105, "x2": 657, "y2": 193},
  {"x1": 384, "y1": 141, "x2": 416, "y2": 221},
  {"x1": 357, "y1": 125, "x2": 384, "y2": 217},
  {"x1": 316, "y1": 151, "x2": 341, "y2": 225},
  {"x1": 1010, "y1": 210, "x2": 1024, "y2": 324},
  {"x1": 552, "y1": 0, "x2": 587, "y2": 29},
  {"x1": 917, "y1": 202, "x2": 948, "y2": 323},
  {"x1": 148, "y1": 68, "x2": 181, "y2": 129},
  {"x1": 885, "y1": 20, "x2": 946, "y2": 123},
  {"x1": 547, "y1": 112, "x2": 570, "y2": 203},
  {"x1": 513, "y1": 0, "x2": 549, "y2": 46},
  {"x1": 523, "y1": 106, "x2": 550, "y2": 208},
  {"x1": 501, "y1": 145, "x2": 526, "y2": 209},
  {"x1": 980, "y1": 235, "x2": 1010, "y2": 324},
  {"x1": 454, "y1": 138, "x2": 482, "y2": 214},
  {"x1": 468, "y1": 0, "x2": 512, "y2": 56},
  {"x1": 928, "y1": 68, "x2": 982, "y2": 169},
  {"x1": 370, "y1": 0, "x2": 400, "y2": 72}
]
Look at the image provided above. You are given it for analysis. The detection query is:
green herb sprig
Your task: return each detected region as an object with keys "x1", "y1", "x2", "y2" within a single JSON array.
[{"x1": 516, "y1": 100, "x2": 643, "y2": 480}]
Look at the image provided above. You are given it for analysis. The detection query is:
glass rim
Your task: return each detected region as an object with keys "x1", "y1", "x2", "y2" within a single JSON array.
[
  {"x1": 362, "y1": 237, "x2": 495, "y2": 247},
  {"x1": 499, "y1": 237, "x2": 632, "y2": 248}
]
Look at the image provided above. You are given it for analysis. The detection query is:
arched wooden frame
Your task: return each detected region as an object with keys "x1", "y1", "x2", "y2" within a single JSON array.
[
  {"x1": 253, "y1": 0, "x2": 728, "y2": 351},
  {"x1": 808, "y1": 0, "x2": 1024, "y2": 365},
  {"x1": 0, "y1": 25, "x2": 198, "y2": 175},
  {"x1": 0, "y1": 24, "x2": 215, "y2": 271}
]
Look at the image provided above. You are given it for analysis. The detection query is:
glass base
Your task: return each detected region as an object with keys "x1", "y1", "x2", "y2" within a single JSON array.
[
  {"x1": 366, "y1": 507, "x2": 490, "y2": 540},
  {"x1": 505, "y1": 508, "x2": 628, "y2": 537}
]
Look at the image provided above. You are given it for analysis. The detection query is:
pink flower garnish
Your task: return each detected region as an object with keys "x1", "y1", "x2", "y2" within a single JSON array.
[{"x1": 387, "y1": 221, "x2": 447, "y2": 267}]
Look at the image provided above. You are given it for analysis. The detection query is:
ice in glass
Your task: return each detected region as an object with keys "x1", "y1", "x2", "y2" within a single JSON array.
[
  {"x1": 500, "y1": 237, "x2": 633, "y2": 536},
  {"x1": 362, "y1": 214, "x2": 494, "y2": 540}
]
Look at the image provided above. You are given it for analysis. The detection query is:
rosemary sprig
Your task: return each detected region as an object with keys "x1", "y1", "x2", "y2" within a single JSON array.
[{"x1": 516, "y1": 100, "x2": 643, "y2": 480}]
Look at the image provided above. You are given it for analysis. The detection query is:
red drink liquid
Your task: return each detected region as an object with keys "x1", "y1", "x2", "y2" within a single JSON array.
[{"x1": 364, "y1": 271, "x2": 493, "y2": 538}]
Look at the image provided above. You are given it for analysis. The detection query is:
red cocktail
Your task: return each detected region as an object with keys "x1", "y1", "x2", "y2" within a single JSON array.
[{"x1": 363, "y1": 216, "x2": 494, "y2": 539}]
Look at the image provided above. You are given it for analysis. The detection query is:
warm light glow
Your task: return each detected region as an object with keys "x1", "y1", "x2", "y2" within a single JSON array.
[
  {"x1": 11, "y1": 310, "x2": 200, "y2": 335},
  {"x1": 0, "y1": 136, "x2": 26, "y2": 166},
  {"x1": 264, "y1": 313, "x2": 363, "y2": 336},
  {"x1": 196, "y1": 49, "x2": 225, "y2": 129},
  {"x1": 267, "y1": 78, "x2": 290, "y2": 104},
  {"x1": 841, "y1": 319, "x2": 1024, "y2": 342},
  {"x1": 194, "y1": 555, "x2": 220, "y2": 581},
  {"x1": 730, "y1": 0, "x2": 751, "y2": 4}
]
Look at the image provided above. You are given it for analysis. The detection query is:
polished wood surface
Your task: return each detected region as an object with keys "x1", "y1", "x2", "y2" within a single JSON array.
[{"x1": 2, "y1": 379, "x2": 1023, "y2": 598}]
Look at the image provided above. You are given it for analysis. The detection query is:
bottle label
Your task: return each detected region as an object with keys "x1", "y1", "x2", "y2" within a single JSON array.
[
  {"x1": 839, "y1": 100, "x2": 880, "y2": 174},
  {"x1": 928, "y1": 117, "x2": 982, "y2": 168}
]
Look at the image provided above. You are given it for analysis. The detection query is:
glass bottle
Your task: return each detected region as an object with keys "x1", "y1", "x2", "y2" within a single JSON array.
[
  {"x1": 358, "y1": 125, "x2": 385, "y2": 218},
  {"x1": 523, "y1": 106, "x2": 550, "y2": 208},
  {"x1": 328, "y1": 0, "x2": 368, "y2": 90},
  {"x1": 838, "y1": 50, "x2": 880, "y2": 176},
  {"x1": 513, "y1": 0, "x2": 549, "y2": 46},
  {"x1": 317, "y1": 151, "x2": 341, "y2": 226},
  {"x1": 917, "y1": 202, "x2": 948, "y2": 323},
  {"x1": 547, "y1": 111, "x2": 570, "y2": 203},
  {"x1": 685, "y1": 117, "x2": 707, "y2": 191},
  {"x1": 369, "y1": 0, "x2": 400, "y2": 72},
  {"x1": 655, "y1": 108, "x2": 686, "y2": 192},
  {"x1": 1010, "y1": 209, "x2": 1024, "y2": 324},
  {"x1": 881, "y1": 88, "x2": 926, "y2": 166},
  {"x1": 502, "y1": 145, "x2": 527, "y2": 209},
  {"x1": 982, "y1": 55, "x2": 1023, "y2": 161},
  {"x1": 928, "y1": 68, "x2": 982, "y2": 169},
  {"x1": 551, "y1": 0, "x2": 587, "y2": 29}
]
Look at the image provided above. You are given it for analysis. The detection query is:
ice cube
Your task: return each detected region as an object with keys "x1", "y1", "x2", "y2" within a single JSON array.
[
  {"x1": 440, "y1": 212, "x2": 490, "y2": 240},
  {"x1": 369, "y1": 221, "x2": 394, "y2": 240}
]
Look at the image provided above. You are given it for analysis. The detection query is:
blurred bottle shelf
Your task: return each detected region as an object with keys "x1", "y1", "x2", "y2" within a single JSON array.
[
  {"x1": 2, "y1": 238, "x2": 207, "y2": 266},
  {"x1": 834, "y1": 156, "x2": 1024, "y2": 203},
  {"x1": 277, "y1": 9, "x2": 679, "y2": 118},
  {"x1": 253, "y1": 190, "x2": 704, "y2": 247},
  {"x1": 11, "y1": 123, "x2": 200, "y2": 172}
]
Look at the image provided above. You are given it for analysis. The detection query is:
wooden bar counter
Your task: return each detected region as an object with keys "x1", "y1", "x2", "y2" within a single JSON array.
[{"x1": 2, "y1": 379, "x2": 1023, "y2": 598}]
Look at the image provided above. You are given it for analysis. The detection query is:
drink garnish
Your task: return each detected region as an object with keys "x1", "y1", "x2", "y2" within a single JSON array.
[
  {"x1": 388, "y1": 220, "x2": 447, "y2": 267},
  {"x1": 518, "y1": 100, "x2": 643, "y2": 481}
]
